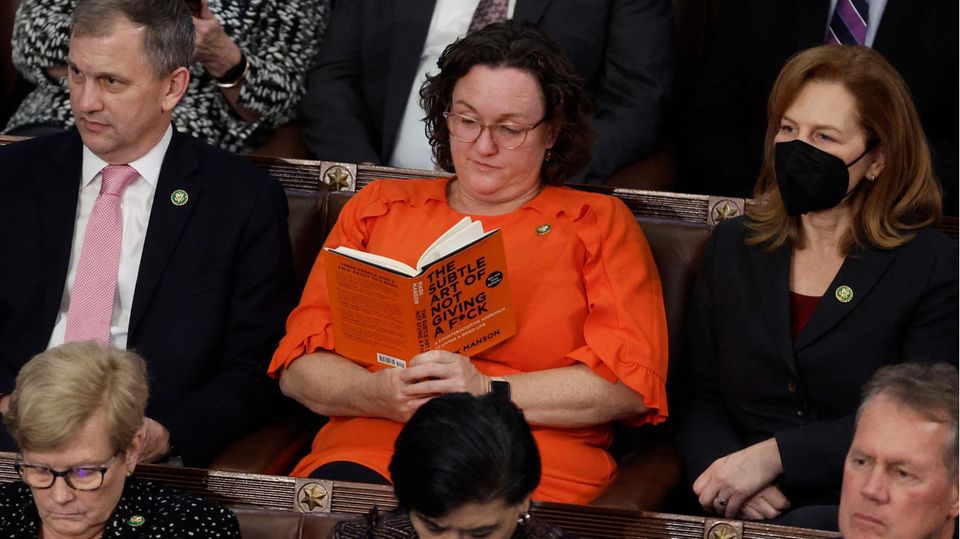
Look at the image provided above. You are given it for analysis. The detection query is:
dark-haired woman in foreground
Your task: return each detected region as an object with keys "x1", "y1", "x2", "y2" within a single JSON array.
[
  {"x1": 677, "y1": 45, "x2": 958, "y2": 528},
  {"x1": 335, "y1": 393, "x2": 573, "y2": 539},
  {"x1": 269, "y1": 21, "x2": 668, "y2": 504}
]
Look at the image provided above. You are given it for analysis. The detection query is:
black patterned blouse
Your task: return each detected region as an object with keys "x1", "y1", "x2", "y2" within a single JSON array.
[
  {"x1": 0, "y1": 478, "x2": 240, "y2": 538},
  {"x1": 5, "y1": 0, "x2": 327, "y2": 153}
]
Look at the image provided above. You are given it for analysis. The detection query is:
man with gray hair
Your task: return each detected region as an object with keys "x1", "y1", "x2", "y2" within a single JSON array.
[
  {"x1": 0, "y1": 0, "x2": 295, "y2": 467},
  {"x1": 839, "y1": 362, "x2": 959, "y2": 539}
]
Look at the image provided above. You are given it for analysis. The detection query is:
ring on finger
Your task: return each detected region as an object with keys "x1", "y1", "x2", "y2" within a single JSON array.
[{"x1": 714, "y1": 496, "x2": 728, "y2": 509}]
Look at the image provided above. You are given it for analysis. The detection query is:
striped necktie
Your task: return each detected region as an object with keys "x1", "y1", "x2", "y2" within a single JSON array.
[{"x1": 825, "y1": 0, "x2": 869, "y2": 45}]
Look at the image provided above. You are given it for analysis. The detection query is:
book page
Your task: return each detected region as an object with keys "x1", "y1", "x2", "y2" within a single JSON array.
[
  {"x1": 324, "y1": 251, "x2": 420, "y2": 365},
  {"x1": 329, "y1": 246, "x2": 418, "y2": 276},
  {"x1": 417, "y1": 217, "x2": 487, "y2": 270}
]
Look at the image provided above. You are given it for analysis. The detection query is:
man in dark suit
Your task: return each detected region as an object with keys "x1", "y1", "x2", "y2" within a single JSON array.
[
  {"x1": 0, "y1": 0, "x2": 295, "y2": 467},
  {"x1": 680, "y1": 0, "x2": 958, "y2": 214},
  {"x1": 300, "y1": 0, "x2": 675, "y2": 183}
]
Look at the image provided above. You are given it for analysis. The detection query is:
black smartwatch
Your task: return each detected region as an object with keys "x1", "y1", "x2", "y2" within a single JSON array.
[{"x1": 489, "y1": 376, "x2": 511, "y2": 401}]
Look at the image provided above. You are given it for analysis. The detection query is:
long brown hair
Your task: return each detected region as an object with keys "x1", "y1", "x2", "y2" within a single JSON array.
[{"x1": 747, "y1": 45, "x2": 941, "y2": 251}]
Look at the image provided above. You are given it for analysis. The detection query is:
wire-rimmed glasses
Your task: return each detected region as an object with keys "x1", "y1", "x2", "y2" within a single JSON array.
[{"x1": 444, "y1": 112, "x2": 545, "y2": 150}]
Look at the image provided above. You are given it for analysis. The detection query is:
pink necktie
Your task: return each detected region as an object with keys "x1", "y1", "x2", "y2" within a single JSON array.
[
  {"x1": 64, "y1": 165, "x2": 139, "y2": 346},
  {"x1": 469, "y1": 0, "x2": 508, "y2": 34}
]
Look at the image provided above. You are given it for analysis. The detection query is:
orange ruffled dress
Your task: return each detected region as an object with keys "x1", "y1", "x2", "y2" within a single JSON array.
[{"x1": 269, "y1": 179, "x2": 668, "y2": 504}]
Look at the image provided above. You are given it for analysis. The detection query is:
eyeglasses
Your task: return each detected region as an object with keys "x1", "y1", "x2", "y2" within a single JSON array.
[
  {"x1": 15, "y1": 453, "x2": 118, "y2": 491},
  {"x1": 444, "y1": 112, "x2": 545, "y2": 150}
]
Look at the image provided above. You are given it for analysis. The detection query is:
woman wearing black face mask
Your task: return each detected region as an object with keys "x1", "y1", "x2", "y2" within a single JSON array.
[{"x1": 675, "y1": 45, "x2": 957, "y2": 530}]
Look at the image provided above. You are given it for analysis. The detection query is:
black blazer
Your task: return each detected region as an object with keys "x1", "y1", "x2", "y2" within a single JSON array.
[
  {"x1": 0, "y1": 129, "x2": 296, "y2": 466},
  {"x1": 300, "y1": 0, "x2": 675, "y2": 181},
  {"x1": 675, "y1": 217, "x2": 958, "y2": 505},
  {"x1": 681, "y1": 0, "x2": 958, "y2": 213}
]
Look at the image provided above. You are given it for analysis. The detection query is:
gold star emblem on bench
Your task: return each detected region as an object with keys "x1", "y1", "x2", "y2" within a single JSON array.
[
  {"x1": 707, "y1": 522, "x2": 738, "y2": 539},
  {"x1": 324, "y1": 165, "x2": 353, "y2": 191},
  {"x1": 298, "y1": 483, "x2": 329, "y2": 512},
  {"x1": 711, "y1": 200, "x2": 740, "y2": 223}
]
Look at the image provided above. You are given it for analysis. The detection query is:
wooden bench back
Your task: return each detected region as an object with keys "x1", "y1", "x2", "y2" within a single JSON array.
[{"x1": 0, "y1": 452, "x2": 838, "y2": 539}]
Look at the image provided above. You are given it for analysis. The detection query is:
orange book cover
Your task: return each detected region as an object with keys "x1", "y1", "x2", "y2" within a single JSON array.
[{"x1": 323, "y1": 219, "x2": 516, "y2": 368}]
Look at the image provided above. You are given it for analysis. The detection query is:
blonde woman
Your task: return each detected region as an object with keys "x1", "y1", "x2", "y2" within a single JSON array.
[{"x1": 0, "y1": 342, "x2": 239, "y2": 538}]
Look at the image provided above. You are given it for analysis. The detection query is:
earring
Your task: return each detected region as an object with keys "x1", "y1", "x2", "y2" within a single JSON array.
[
  {"x1": 517, "y1": 511, "x2": 531, "y2": 527},
  {"x1": 544, "y1": 149, "x2": 553, "y2": 163},
  {"x1": 868, "y1": 174, "x2": 877, "y2": 181}
]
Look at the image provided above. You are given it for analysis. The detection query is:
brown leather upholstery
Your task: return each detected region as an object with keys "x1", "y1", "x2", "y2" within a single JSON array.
[
  {"x1": 233, "y1": 507, "x2": 305, "y2": 539},
  {"x1": 250, "y1": 121, "x2": 311, "y2": 159},
  {"x1": 210, "y1": 191, "x2": 356, "y2": 476},
  {"x1": 211, "y1": 411, "x2": 325, "y2": 475},
  {"x1": 233, "y1": 507, "x2": 348, "y2": 539},
  {"x1": 589, "y1": 217, "x2": 710, "y2": 511},
  {"x1": 300, "y1": 512, "x2": 351, "y2": 538},
  {"x1": 287, "y1": 190, "x2": 331, "y2": 289}
]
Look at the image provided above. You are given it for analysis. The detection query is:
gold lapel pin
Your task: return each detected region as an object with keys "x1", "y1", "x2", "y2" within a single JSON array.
[
  {"x1": 535, "y1": 224, "x2": 552, "y2": 236},
  {"x1": 170, "y1": 189, "x2": 189, "y2": 206},
  {"x1": 835, "y1": 285, "x2": 853, "y2": 303}
]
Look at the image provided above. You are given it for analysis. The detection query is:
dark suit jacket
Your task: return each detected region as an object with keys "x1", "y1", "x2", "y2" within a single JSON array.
[
  {"x1": 680, "y1": 0, "x2": 958, "y2": 214},
  {"x1": 675, "y1": 217, "x2": 958, "y2": 506},
  {"x1": 0, "y1": 129, "x2": 296, "y2": 466},
  {"x1": 300, "y1": 0, "x2": 675, "y2": 181}
]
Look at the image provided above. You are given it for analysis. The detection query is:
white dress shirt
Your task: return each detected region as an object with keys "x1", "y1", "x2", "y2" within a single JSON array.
[
  {"x1": 388, "y1": 0, "x2": 517, "y2": 170},
  {"x1": 48, "y1": 126, "x2": 173, "y2": 350}
]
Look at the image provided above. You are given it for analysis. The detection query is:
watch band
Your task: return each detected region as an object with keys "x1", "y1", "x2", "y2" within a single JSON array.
[
  {"x1": 214, "y1": 53, "x2": 249, "y2": 88},
  {"x1": 489, "y1": 376, "x2": 511, "y2": 401}
]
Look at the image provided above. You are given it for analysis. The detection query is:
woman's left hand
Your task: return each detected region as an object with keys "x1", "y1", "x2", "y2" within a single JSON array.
[
  {"x1": 692, "y1": 438, "x2": 784, "y2": 519},
  {"x1": 400, "y1": 350, "x2": 489, "y2": 407},
  {"x1": 192, "y1": 1, "x2": 243, "y2": 78}
]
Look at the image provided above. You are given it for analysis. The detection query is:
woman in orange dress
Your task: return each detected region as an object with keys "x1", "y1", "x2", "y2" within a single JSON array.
[{"x1": 268, "y1": 21, "x2": 668, "y2": 504}]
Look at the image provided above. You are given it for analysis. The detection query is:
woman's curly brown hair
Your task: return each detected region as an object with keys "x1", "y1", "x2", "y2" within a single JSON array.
[{"x1": 420, "y1": 21, "x2": 595, "y2": 185}]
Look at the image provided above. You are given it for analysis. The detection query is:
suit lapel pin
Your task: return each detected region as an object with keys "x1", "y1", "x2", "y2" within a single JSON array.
[
  {"x1": 835, "y1": 285, "x2": 853, "y2": 303},
  {"x1": 170, "y1": 189, "x2": 189, "y2": 206},
  {"x1": 535, "y1": 224, "x2": 552, "y2": 236},
  {"x1": 126, "y1": 515, "x2": 146, "y2": 527}
]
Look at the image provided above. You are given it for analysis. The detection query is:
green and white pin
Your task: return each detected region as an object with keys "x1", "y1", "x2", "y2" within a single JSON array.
[
  {"x1": 535, "y1": 224, "x2": 552, "y2": 236},
  {"x1": 170, "y1": 189, "x2": 189, "y2": 206},
  {"x1": 126, "y1": 515, "x2": 146, "y2": 527},
  {"x1": 835, "y1": 285, "x2": 853, "y2": 303}
]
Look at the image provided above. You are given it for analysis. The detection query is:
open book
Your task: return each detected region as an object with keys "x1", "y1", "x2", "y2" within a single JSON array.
[{"x1": 323, "y1": 217, "x2": 516, "y2": 368}]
